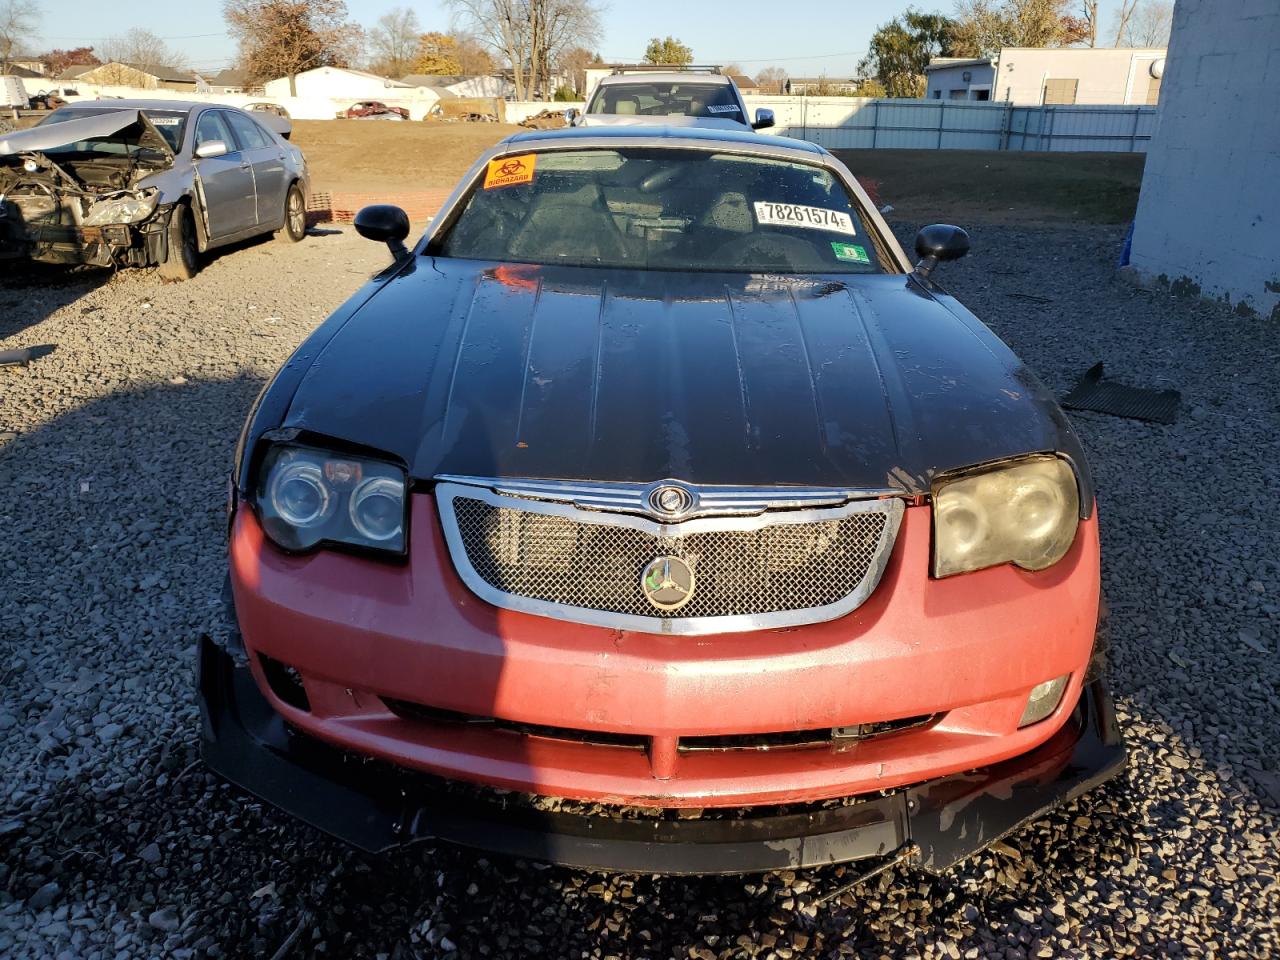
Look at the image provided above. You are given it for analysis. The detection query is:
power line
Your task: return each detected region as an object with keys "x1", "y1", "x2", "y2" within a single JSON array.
[{"x1": 35, "y1": 31, "x2": 227, "y2": 42}]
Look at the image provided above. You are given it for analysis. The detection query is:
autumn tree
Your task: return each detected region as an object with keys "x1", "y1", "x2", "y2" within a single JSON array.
[
  {"x1": 454, "y1": 33, "x2": 496, "y2": 74},
  {"x1": 643, "y1": 35, "x2": 692, "y2": 66},
  {"x1": 368, "y1": 6, "x2": 421, "y2": 76},
  {"x1": 0, "y1": 0, "x2": 35, "y2": 75},
  {"x1": 556, "y1": 44, "x2": 594, "y2": 94},
  {"x1": 951, "y1": 0, "x2": 1082, "y2": 58},
  {"x1": 224, "y1": 0, "x2": 363, "y2": 95},
  {"x1": 414, "y1": 32, "x2": 462, "y2": 74},
  {"x1": 859, "y1": 9, "x2": 957, "y2": 98},
  {"x1": 39, "y1": 46, "x2": 101, "y2": 76},
  {"x1": 447, "y1": 0, "x2": 601, "y2": 99},
  {"x1": 755, "y1": 65, "x2": 788, "y2": 95},
  {"x1": 97, "y1": 28, "x2": 186, "y2": 68}
]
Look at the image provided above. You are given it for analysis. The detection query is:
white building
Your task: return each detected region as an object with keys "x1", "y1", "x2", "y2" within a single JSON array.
[
  {"x1": 263, "y1": 66, "x2": 412, "y2": 100},
  {"x1": 924, "y1": 58, "x2": 996, "y2": 101},
  {"x1": 927, "y1": 47, "x2": 1167, "y2": 105},
  {"x1": 400, "y1": 74, "x2": 514, "y2": 99},
  {"x1": 1128, "y1": 0, "x2": 1278, "y2": 319}
]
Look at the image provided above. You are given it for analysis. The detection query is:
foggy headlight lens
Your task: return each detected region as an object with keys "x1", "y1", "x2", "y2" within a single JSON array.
[
  {"x1": 82, "y1": 191, "x2": 159, "y2": 226},
  {"x1": 1018, "y1": 674, "x2": 1070, "y2": 727},
  {"x1": 257, "y1": 444, "x2": 407, "y2": 554},
  {"x1": 933, "y1": 457, "x2": 1079, "y2": 577}
]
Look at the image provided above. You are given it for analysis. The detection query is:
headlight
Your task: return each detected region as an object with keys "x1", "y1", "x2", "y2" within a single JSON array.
[
  {"x1": 82, "y1": 191, "x2": 159, "y2": 226},
  {"x1": 256, "y1": 444, "x2": 407, "y2": 554},
  {"x1": 932, "y1": 456, "x2": 1079, "y2": 578}
]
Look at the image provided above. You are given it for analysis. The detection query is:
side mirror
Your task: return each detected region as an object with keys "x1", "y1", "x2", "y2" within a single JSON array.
[
  {"x1": 752, "y1": 108, "x2": 775, "y2": 130},
  {"x1": 563, "y1": 107, "x2": 580, "y2": 126},
  {"x1": 195, "y1": 140, "x2": 228, "y2": 159},
  {"x1": 913, "y1": 224, "x2": 970, "y2": 279},
  {"x1": 354, "y1": 204, "x2": 411, "y2": 262}
]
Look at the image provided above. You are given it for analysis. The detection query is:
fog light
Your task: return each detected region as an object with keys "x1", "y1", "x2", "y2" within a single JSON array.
[{"x1": 1018, "y1": 674, "x2": 1070, "y2": 728}]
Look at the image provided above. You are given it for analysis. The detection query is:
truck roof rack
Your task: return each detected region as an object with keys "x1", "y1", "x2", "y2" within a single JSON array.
[{"x1": 610, "y1": 65, "x2": 723, "y2": 76}]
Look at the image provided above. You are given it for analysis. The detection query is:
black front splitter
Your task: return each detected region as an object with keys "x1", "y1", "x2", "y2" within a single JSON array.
[{"x1": 197, "y1": 635, "x2": 1126, "y2": 875}]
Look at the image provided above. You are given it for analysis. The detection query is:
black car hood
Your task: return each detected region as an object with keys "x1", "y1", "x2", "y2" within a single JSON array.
[{"x1": 283, "y1": 258, "x2": 1087, "y2": 495}]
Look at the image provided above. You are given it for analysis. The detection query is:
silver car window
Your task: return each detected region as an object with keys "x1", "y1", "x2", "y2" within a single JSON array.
[
  {"x1": 194, "y1": 111, "x2": 234, "y2": 152},
  {"x1": 224, "y1": 111, "x2": 271, "y2": 150}
]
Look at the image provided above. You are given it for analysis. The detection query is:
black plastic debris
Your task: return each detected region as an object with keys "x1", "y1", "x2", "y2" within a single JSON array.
[{"x1": 1062, "y1": 362, "x2": 1180, "y2": 424}]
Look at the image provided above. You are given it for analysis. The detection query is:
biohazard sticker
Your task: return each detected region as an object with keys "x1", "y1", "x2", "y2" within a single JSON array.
[
  {"x1": 831, "y1": 241, "x2": 870, "y2": 264},
  {"x1": 484, "y1": 154, "x2": 537, "y2": 189},
  {"x1": 754, "y1": 201, "x2": 856, "y2": 235}
]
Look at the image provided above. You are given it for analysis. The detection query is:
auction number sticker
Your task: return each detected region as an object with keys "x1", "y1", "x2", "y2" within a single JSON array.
[
  {"x1": 148, "y1": 116, "x2": 181, "y2": 126},
  {"x1": 484, "y1": 154, "x2": 537, "y2": 189},
  {"x1": 753, "y1": 201, "x2": 855, "y2": 235},
  {"x1": 706, "y1": 104, "x2": 742, "y2": 114}
]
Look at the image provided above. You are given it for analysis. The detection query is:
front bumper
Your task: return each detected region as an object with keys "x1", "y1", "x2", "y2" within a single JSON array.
[{"x1": 198, "y1": 633, "x2": 1126, "y2": 875}]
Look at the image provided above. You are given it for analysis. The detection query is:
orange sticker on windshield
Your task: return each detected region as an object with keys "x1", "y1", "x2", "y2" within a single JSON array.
[{"x1": 484, "y1": 154, "x2": 537, "y2": 189}]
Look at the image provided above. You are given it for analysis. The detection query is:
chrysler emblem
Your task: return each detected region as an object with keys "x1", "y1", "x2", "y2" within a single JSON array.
[
  {"x1": 640, "y1": 556, "x2": 696, "y2": 612},
  {"x1": 649, "y1": 483, "x2": 694, "y2": 517}
]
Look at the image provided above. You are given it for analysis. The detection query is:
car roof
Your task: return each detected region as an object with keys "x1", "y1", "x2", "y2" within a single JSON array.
[
  {"x1": 597, "y1": 72, "x2": 733, "y2": 86},
  {"x1": 501, "y1": 125, "x2": 823, "y2": 155},
  {"x1": 58, "y1": 99, "x2": 217, "y2": 113}
]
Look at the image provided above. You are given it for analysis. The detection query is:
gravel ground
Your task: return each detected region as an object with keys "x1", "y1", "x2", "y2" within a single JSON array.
[{"x1": 0, "y1": 223, "x2": 1277, "y2": 959}]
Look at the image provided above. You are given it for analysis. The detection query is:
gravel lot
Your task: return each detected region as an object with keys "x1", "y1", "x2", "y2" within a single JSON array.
[{"x1": 1, "y1": 223, "x2": 1277, "y2": 959}]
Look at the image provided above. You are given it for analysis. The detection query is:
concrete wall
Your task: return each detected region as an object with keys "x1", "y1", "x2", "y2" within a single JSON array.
[
  {"x1": 1128, "y1": 0, "x2": 1280, "y2": 319},
  {"x1": 992, "y1": 47, "x2": 1166, "y2": 105},
  {"x1": 263, "y1": 68, "x2": 411, "y2": 102}
]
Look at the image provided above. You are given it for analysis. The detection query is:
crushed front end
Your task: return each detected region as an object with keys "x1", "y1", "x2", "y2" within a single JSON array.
[{"x1": 0, "y1": 110, "x2": 175, "y2": 268}]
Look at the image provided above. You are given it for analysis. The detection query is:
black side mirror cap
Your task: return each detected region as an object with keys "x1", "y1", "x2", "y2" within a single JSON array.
[
  {"x1": 913, "y1": 224, "x2": 970, "y2": 279},
  {"x1": 752, "y1": 108, "x2": 775, "y2": 130},
  {"x1": 354, "y1": 204, "x2": 411, "y2": 261}
]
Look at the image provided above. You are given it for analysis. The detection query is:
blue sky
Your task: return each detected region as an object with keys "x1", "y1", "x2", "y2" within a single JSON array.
[{"x1": 30, "y1": 0, "x2": 1133, "y2": 78}]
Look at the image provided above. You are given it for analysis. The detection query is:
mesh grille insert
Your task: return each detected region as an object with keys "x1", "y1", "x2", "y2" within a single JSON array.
[{"x1": 448, "y1": 496, "x2": 892, "y2": 621}]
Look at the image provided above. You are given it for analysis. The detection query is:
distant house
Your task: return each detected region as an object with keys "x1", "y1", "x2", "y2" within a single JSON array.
[
  {"x1": 70, "y1": 62, "x2": 199, "y2": 92},
  {"x1": 923, "y1": 58, "x2": 996, "y2": 101},
  {"x1": 263, "y1": 66, "x2": 410, "y2": 100},
  {"x1": 927, "y1": 47, "x2": 1169, "y2": 105},
  {"x1": 5, "y1": 55, "x2": 47, "y2": 76},
  {"x1": 728, "y1": 74, "x2": 759, "y2": 95},
  {"x1": 786, "y1": 77, "x2": 867, "y2": 95},
  {"x1": 205, "y1": 68, "x2": 252, "y2": 95},
  {"x1": 400, "y1": 74, "x2": 514, "y2": 99}
]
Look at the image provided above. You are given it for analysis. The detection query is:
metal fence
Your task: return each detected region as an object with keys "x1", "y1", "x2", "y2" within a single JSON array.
[{"x1": 742, "y1": 96, "x2": 1157, "y2": 152}]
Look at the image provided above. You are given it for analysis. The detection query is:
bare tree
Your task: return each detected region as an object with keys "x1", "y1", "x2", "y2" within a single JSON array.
[
  {"x1": 1077, "y1": 0, "x2": 1099, "y2": 46},
  {"x1": 755, "y1": 66, "x2": 788, "y2": 95},
  {"x1": 97, "y1": 28, "x2": 186, "y2": 69},
  {"x1": 1120, "y1": 0, "x2": 1172, "y2": 46},
  {"x1": 0, "y1": 0, "x2": 38, "y2": 74},
  {"x1": 224, "y1": 0, "x2": 362, "y2": 95},
  {"x1": 454, "y1": 33, "x2": 497, "y2": 74},
  {"x1": 1111, "y1": 0, "x2": 1139, "y2": 45},
  {"x1": 367, "y1": 5, "x2": 420, "y2": 77},
  {"x1": 448, "y1": 0, "x2": 600, "y2": 99}
]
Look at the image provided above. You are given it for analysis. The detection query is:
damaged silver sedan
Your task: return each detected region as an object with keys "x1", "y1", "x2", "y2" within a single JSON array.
[{"x1": 0, "y1": 99, "x2": 309, "y2": 280}]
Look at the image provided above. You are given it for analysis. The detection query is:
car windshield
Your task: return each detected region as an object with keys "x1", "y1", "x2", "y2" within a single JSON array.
[
  {"x1": 587, "y1": 82, "x2": 743, "y2": 120},
  {"x1": 438, "y1": 147, "x2": 886, "y2": 274},
  {"x1": 38, "y1": 107, "x2": 186, "y2": 152}
]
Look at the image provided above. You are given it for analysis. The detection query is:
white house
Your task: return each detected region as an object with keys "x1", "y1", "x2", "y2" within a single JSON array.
[
  {"x1": 401, "y1": 74, "x2": 515, "y2": 99},
  {"x1": 263, "y1": 66, "x2": 412, "y2": 100},
  {"x1": 1128, "y1": 0, "x2": 1278, "y2": 318},
  {"x1": 927, "y1": 48, "x2": 1167, "y2": 105}
]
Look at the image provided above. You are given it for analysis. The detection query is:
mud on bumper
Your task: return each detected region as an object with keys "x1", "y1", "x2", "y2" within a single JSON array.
[{"x1": 198, "y1": 634, "x2": 1126, "y2": 875}]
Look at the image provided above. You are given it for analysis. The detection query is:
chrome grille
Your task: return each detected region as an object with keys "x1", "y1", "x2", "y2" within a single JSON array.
[{"x1": 436, "y1": 480, "x2": 903, "y2": 635}]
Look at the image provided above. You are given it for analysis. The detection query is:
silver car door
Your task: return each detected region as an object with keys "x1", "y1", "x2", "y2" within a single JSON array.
[
  {"x1": 191, "y1": 110, "x2": 256, "y2": 240},
  {"x1": 224, "y1": 110, "x2": 288, "y2": 227}
]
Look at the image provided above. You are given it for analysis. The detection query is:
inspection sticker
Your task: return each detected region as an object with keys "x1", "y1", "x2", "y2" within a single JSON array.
[
  {"x1": 484, "y1": 153, "x2": 537, "y2": 189},
  {"x1": 754, "y1": 201, "x2": 855, "y2": 235},
  {"x1": 831, "y1": 241, "x2": 870, "y2": 264}
]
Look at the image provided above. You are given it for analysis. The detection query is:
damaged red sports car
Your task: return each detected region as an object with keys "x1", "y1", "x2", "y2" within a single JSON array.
[{"x1": 199, "y1": 126, "x2": 1126, "y2": 875}]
